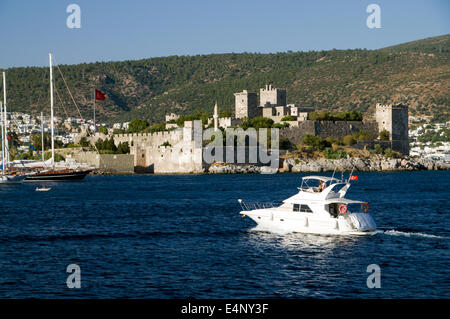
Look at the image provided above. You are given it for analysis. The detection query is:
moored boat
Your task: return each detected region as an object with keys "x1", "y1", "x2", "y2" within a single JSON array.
[
  {"x1": 23, "y1": 53, "x2": 91, "y2": 182},
  {"x1": 25, "y1": 168, "x2": 91, "y2": 181}
]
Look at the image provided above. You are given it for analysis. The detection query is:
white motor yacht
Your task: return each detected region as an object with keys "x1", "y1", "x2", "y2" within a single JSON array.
[{"x1": 238, "y1": 175, "x2": 376, "y2": 235}]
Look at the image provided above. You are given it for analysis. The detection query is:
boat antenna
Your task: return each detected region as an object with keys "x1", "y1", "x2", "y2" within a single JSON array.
[
  {"x1": 348, "y1": 164, "x2": 355, "y2": 183},
  {"x1": 331, "y1": 166, "x2": 336, "y2": 181}
]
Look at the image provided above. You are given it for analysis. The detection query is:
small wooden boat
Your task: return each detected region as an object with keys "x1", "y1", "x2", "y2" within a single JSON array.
[{"x1": 36, "y1": 185, "x2": 52, "y2": 192}]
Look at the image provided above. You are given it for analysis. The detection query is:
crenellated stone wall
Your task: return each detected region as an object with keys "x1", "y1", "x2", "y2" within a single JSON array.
[
  {"x1": 280, "y1": 120, "x2": 378, "y2": 145},
  {"x1": 72, "y1": 151, "x2": 134, "y2": 173},
  {"x1": 113, "y1": 120, "x2": 204, "y2": 173}
]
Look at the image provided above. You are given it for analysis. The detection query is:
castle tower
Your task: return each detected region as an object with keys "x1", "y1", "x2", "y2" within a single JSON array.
[
  {"x1": 375, "y1": 103, "x2": 409, "y2": 155},
  {"x1": 259, "y1": 84, "x2": 286, "y2": 107},
  {"x1": 213, "y1": 101, "x2": 218, "y2": 131},
  {"x1": 234, "y1": 90, "x2": 258, "y2": 119}
]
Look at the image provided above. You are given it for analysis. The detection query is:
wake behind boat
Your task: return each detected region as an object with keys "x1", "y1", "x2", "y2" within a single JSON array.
[{"x1": 238, "y1": 174, "x2": 377, "y2": 235}]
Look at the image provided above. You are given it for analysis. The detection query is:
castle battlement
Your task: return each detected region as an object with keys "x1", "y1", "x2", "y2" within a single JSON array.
[
  {"x1": 375, "y1": 102, "x2": 409, "y2": 155},
  {"x1": 376, "y1": 103, "x2": 408, "y2": 110}
]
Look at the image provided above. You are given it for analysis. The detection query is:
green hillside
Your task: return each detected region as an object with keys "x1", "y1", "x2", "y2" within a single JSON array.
[
  {"x1": 381, "y1": 34, "x2": 450, "y2": 53},
  {"x1": 1, "y1": 34, "x2": 449, "y2": 124}
]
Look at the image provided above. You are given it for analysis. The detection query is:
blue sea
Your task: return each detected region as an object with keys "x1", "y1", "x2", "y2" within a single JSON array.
[{"x1": 0, "y1": 171, "x2": 449, "y2": 298}]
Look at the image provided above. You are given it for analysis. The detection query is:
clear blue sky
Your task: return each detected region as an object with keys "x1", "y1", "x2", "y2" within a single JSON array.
[{"x1": 0, "y1": 0, "x2": 448, "y2": 68}]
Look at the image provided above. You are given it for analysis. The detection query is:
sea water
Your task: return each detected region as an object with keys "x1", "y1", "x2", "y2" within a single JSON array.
[{"x1": 0, "y1": 171, "x2": 448, "y2": 298}]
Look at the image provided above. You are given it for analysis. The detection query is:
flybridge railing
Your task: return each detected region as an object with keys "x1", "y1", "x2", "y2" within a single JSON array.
[{"x1": 237, "y1": 199, "x2": 280, "y2": 211}]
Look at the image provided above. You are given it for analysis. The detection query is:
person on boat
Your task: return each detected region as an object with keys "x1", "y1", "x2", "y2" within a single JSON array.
[{"x1": 318, "y1": 181, "x2": 326, "y2": 192}]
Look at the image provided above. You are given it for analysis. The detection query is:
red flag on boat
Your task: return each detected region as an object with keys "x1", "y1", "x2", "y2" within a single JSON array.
[
  {"x1": 95, "y1": 89, "x2": 106, "y2": 101},
  {"x1": 350, "y1": 175, "x2": 358, "y2": 181}
]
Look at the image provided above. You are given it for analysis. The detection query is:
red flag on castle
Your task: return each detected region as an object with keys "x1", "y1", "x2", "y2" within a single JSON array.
[{"x1": 95, "y1": 89, "x2": 106, "y2": 101}]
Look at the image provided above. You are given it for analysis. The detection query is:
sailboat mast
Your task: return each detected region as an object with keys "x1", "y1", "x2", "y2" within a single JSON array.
[
  {"x1": 49, "y1": 53, "x2": 55, "y2": 168},
  {"x1": 0, "y1": 100, "x2": 4, "y2": 175},
  {"x1": 2, "y1": 72, "x2": 8, "y2": 171},
  {"x1": 41, "y1": 112, "x2": 44, "y2": 159}
]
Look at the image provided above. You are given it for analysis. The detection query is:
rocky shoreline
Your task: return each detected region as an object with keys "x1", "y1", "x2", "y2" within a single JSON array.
[{"x1": 207, "y1": 156, "x2": 450, "y2": 174}]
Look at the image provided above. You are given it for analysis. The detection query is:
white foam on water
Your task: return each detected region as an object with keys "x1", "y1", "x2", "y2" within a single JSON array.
[
  {"x1": 249, "y1": 225, "x2": 293, "y2": 235},
  {"x1": 380, "y1": 230, "x2": 447, "y2": 239},
  {"x1": 250, "y1": 227, "x2": 448, "y2": 239}
]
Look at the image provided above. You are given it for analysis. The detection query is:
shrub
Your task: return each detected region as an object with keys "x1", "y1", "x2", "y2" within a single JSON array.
[
  {"x1": 79, "y1": 137, "x2": 91, "y2": 147},
  {"x1": 324, "y1": 148, "x2": 347, "y2": 159},
  {"x1": 144, "y1": 122, "x2": 166, "y2": 133},
  {"x1": 357, "y1": 130, "x2": 371, "y2": 141},
  {"x1": 219, "y1": 109, "x2": 233, "y2": 118},
  {"x1": 161, "y1": 141, "x2": 171, "y2": 147},
  {"x1": 98, "y1": 126, "x2": 108, "y2": 134},
  {"x1": 279, "y1": 138, "x2": 292, "y2": 150},
  {"x1": 241, "y1": 117, "x2": 274, "y2": 129},
  {"x1": 302, "y1": 134, "x2": 331, "y2": 151},
  {"x1": 325, "y1": 136, "x2": 343, "y2": 145},
  {"x1": 343, "y1": 135, "x2": 356, "y2": 146},
  {"x1": 44, "y1": 152, "x2": 65, "y2": 162},
  {"x1": 373, "y1": 144, "x2": 384, "y2": 154},
  {"x1": 379, "y1": 129, "x2": 390, "y2": 141},
  {"x1": 281, "y1": 115, "x2": 295, "y2": 122},
  {"x1": 384, "y1": 148, "x2": 399, "y2": 158},
  {"x1": 308, "y1": 111, "x2": 363, "y2": 121},
  {"x1": 176, "y1": 110, "x2": 211, "y2": 127},
  {"x1": 272, "y1": 122, "x2": 290, "y2": 129}
]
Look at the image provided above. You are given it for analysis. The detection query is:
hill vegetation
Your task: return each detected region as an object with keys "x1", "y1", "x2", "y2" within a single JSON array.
[{"x1": 0, "y1": 34, "x2": 449, "y2": 124}]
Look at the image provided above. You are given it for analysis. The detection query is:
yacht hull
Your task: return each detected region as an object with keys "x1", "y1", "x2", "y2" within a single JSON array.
[
  {"x1": 0, "y1": 174, "x2": 27, "y2": 184},
  {"x1": 241, "y1": 210, "x2": 377, "y2": 236},
  {"x1": 24, "y1": 170, "x2": 91, "y2": 182}
]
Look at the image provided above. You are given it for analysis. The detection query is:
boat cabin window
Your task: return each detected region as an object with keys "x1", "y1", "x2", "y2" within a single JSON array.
[
  {"x1": 293, "y1": 204, "x2": 313, "y2": 213},
  {"x1": 301, "y1": 179, "x2": 328, "y2": 192}
]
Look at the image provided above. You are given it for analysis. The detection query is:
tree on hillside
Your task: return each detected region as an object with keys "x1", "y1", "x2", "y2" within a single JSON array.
[
  {"x1": 98, "y1": 126, "x2": 108, "y2": 134},
  {"x1": 128, "y1": 119, "x2": 149, "y2": 133}
]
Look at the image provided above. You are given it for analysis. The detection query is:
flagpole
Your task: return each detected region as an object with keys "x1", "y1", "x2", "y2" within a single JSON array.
[{"x1": 93, "y1": 89, "x2": 96, "y2": 132}]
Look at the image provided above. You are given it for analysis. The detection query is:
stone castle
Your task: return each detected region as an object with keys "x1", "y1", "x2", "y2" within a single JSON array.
[
  {"x1": 235, "y1": 84, "x2": 312, "y2": 123},
  {"x1": 108, "y1": 84, "x2": 409, "y2": 173}
]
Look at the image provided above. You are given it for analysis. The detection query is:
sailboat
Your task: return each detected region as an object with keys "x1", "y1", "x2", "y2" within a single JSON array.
[
  {"x1": 24, "y1": 53, "x2": 91, "y2": 182},
  {"x1": 0, "y1": 72, "x2": 26, "y2": 184}
]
